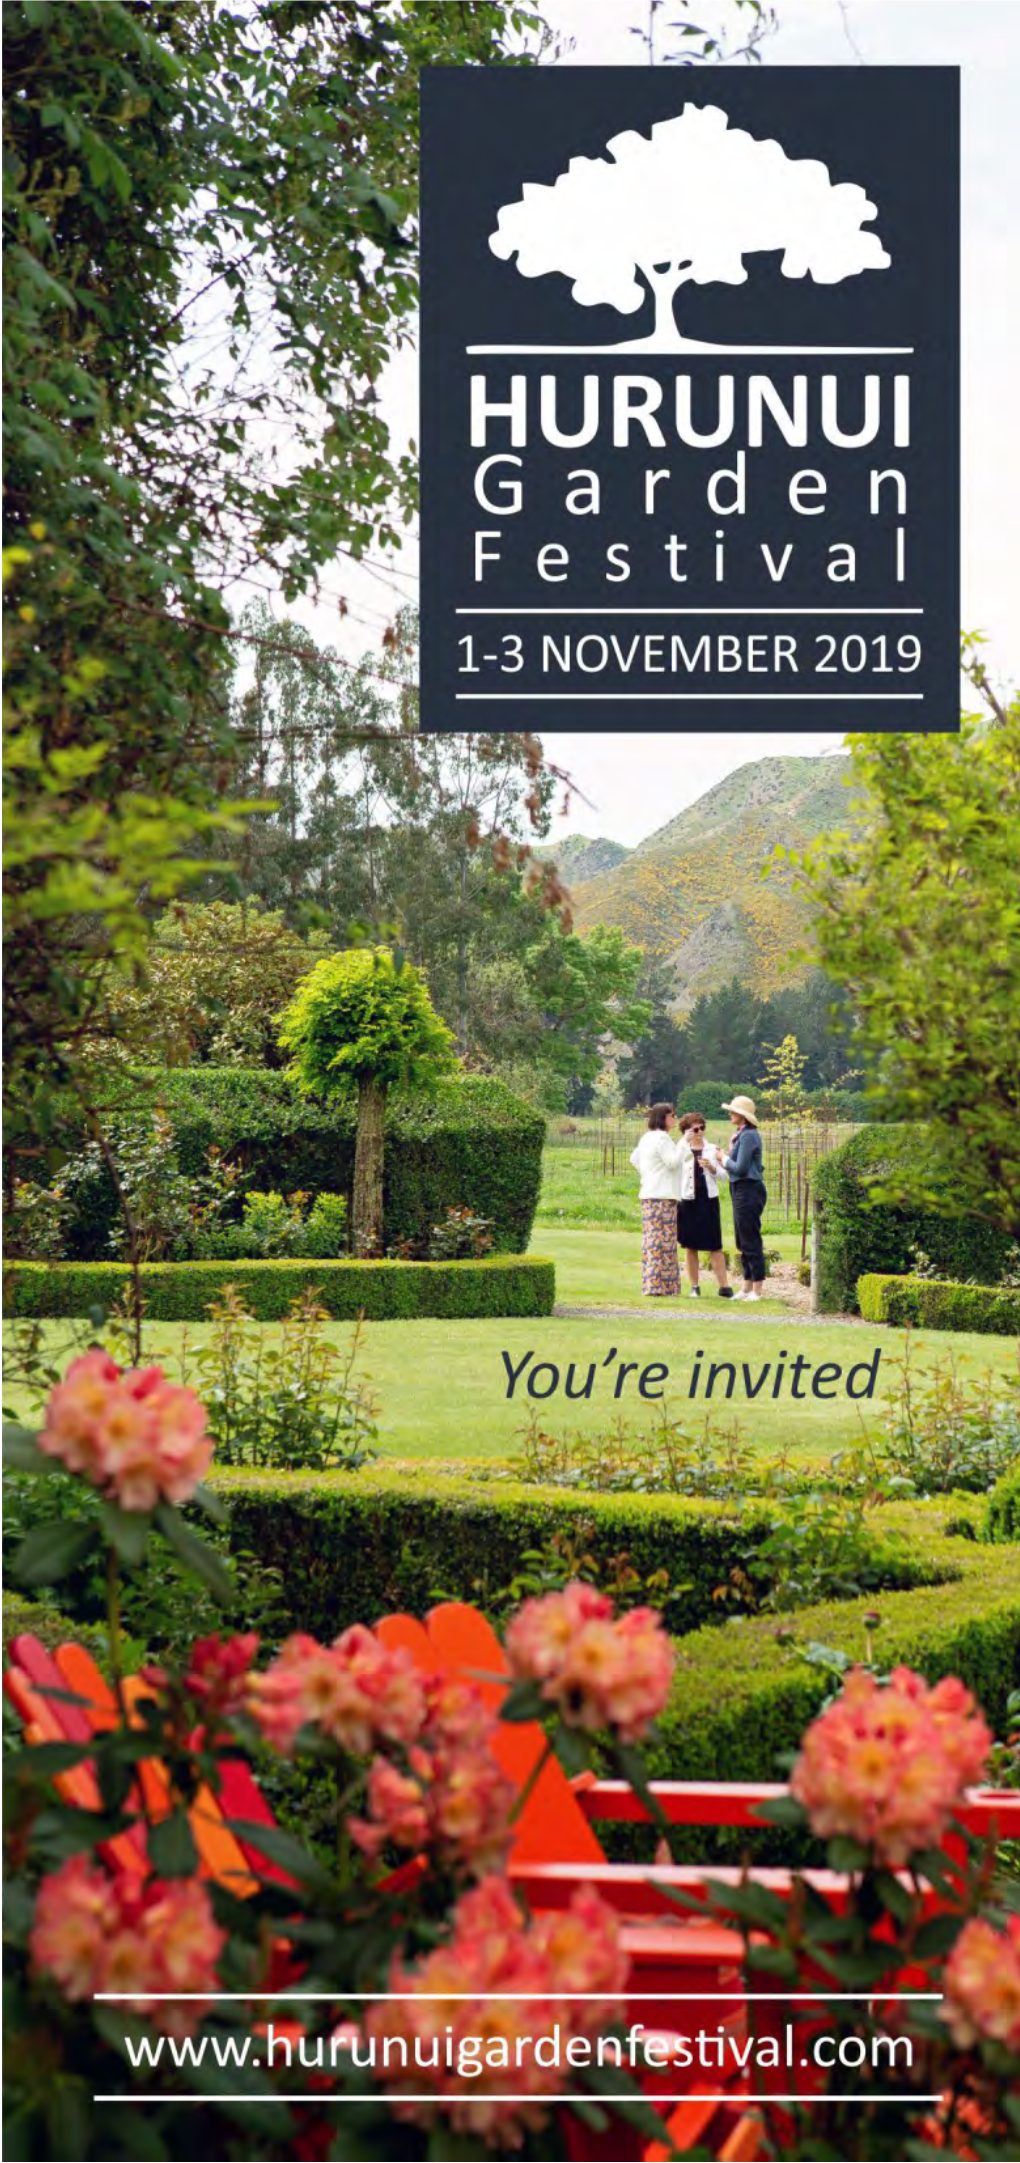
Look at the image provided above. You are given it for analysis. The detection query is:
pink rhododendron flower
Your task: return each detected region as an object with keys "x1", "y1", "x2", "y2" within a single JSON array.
[
  {"x1": 249, "y1": 1628, "x2": 427, "y2": 1758},
  {"x1": 362, "y1": 1877, "x2": 628, "y2": 2150},
  {"x1": 184, "y1": 1632, "x2": 259, "y2": 1723},
  {"x1": 31, "y1": 1861, "x2": 223, "y2": 2037},
  {"x1": 790, "y1": 1666, "x2": 992, "y2": 1867},
  {"x1": 40, "y1": 1351, "x2": 212, "y2": 1510},
  {"x1": 506, "y1": 1582, "x2": 674, "y2": 1741},
  {"x1": 942, "y1": 1915, "x2": 1020, "y2": 2052},
  {"x1": 348, "y1": 1674, "x2": 515, "y2": 1879},
  {"x1": 29, "y1": 1854, "x2": 119, "y2": 2002}
]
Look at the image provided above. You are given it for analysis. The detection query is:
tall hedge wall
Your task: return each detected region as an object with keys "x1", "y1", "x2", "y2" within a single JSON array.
[
  {"x1": 813, "y1": 1124, "x2": 1013, "y2": 1313},
  {"x1": 56, "y1": 1070, "x2": 545, "y2": 1259}
]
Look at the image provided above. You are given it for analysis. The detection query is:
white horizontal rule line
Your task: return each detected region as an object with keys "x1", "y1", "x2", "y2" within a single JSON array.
[
  {"x1": 455, "y1": 608, "x2": 926, "y2": 616},
  {"x1": 94, "y1": 2093, "x2": 945, "y2": 2106},
  {"x1": 454, "y1": 692, "x2": 925, "y2": 702}
]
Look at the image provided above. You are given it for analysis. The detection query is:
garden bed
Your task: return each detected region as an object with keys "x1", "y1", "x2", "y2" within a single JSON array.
[{"x1": 3, "y1": 1254, "x2": 556, "y2": 1322}]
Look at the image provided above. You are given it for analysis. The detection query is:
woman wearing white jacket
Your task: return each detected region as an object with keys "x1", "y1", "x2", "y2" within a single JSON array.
[
  {"x1": 676, "y1": 1111, "x2": 735, "y2": 1299},
  {"x1": 629, "y1": 1103, "x2": 684, "y2": 1296}
]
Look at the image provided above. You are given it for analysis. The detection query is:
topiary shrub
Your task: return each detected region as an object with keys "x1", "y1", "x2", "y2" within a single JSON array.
[
  {"x1": 46, "y1": 1070, "x2": 545, "y2": 1260},
  {"x1": 858, "y1": 1273, "x2": 1020, "y2": 1335},
  {"x1": 278, "y1": 947, "x2": 456, "y2": 1256},
  {"x1": 813, "y1": 1125, "x2": 1013, "y2": 1312},
  {"x1": 3, "y1": 1255, "x2": 556, "y2": 1323}
]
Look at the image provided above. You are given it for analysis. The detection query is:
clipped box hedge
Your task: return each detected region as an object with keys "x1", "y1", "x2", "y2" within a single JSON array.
[
  {"x1": 813, "y1": 1125, "x2": 1013, "y2": 1313},
  {"x1": 987, "y1": 1460, "x2": 1020, "y2": 1543},
  {"x1": 2, "y1": 1254, "x2": 556, "y2": 1323},
  {"x1": 209, "y1": 1465, "x2": 1019, "y2": 1718},
  {"x1": 43, "y1": 1069, "x2": 545, "y2": 1260},
  {"x1": 858, "y1": 1272, "x2": 1020, "y2": 1335}
]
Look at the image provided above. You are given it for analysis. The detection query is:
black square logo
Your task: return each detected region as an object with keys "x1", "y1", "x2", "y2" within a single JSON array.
[{"x1": 419, "y1": 66, "x2": 959, "y2": 734}]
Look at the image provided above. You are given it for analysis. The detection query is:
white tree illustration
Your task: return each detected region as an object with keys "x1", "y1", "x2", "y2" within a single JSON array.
[{"x1": 488, "y1": 104, "x2": 890, "y2": 349}]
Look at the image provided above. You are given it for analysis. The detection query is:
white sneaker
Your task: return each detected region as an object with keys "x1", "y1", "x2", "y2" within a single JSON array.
[
  {"x1": 688, "y1": 1284, "x2": 701, "y2": 1298},
  {"x1": 732, "y1": 1289, "x2": 751, "y2": 1300},
  {"x1": 744, "y1": 1292, "x2": 763, "y2": 1302}
]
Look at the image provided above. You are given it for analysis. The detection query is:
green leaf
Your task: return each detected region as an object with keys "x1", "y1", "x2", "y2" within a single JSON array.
[
  {"x1": 498, "y1": 1678, "x2": 545, "y2": 1723},
  {"x1": 12, "y1": 1515, "x2": 98, "y2": 1586},
  {"x1": 2, "y1": 1423, "x2": 55, "y2": 1473},
  {"x1": 147, "y1": 1808, "x2": 199, "y2": 1877},
  {"x1": 191, "y1": 1481, "x2": 227, "y2": 1524},
  {"x1": 13, "y1": 1739, "x2": 90, "y2": 1780},
  {"x1": 153, "y1": 1503, "x2": 232, "y2": 1601},
  {"x1": 827, "y1": 1835, "x2": 871, "y2": 1873},
  {"x1": 100, "y1": 1500, "x2": 152, "y2": 1567},
  {"x1": 914, "y1": 1913, "x2": 964, "y2": 1959},
  {"x1": 223, "y1": 1819, "x2": 333, "y2": 1895},
  {"x1": 875, "y1": 1870, "x2": 917, "y2": 1924}
]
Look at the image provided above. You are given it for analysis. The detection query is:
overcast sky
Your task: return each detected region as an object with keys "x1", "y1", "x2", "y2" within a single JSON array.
[{"x1": 292, "y1": 0, "x2": 1020, "y2": 846}]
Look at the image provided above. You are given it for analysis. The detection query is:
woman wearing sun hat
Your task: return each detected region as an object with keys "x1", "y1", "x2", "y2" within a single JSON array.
[{"x1": 720, "y1": 1094, "x2": 767, "y2": 1301}]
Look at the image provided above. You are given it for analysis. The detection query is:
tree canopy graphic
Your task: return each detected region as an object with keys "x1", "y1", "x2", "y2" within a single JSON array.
[{"x1": 488, "y1": 103, "x2": 890, "y2": 349}]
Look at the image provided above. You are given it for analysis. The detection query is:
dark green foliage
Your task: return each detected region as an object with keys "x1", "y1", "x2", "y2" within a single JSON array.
[
  {"x1": 813, "y1": 1126, "x2": 1013, "y2": 1312},
  {"x1": 3, "y1": 1255, "x2": 555, "y2": 1323},
  {"x1": 30, "y1": 1069, "x2": 544, "y2": 1258},
  {"x1": 986, "y1": 1461, "x2": 1020, "y2": 1543},
  {"x1": 859, "y1": 1274, "x2": 1020, "y2": 1335},
  {"x1": 206, "y1": 1469, "x2": 1016, "y2": 1686},
  {"x1": 3, "y1": 1595, "x2": 109, "y2": 1666}
]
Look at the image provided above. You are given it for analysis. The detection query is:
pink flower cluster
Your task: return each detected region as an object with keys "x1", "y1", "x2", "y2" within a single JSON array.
[
  {"x1": 40, "y1": 1351, "x2": 212, "y2": 1511},
  {"x1": 790, "y1": 1665, "x2": 992, "y2": 1866},
  {"x1": 248, "y1": 1625, "x2": 427, "y2": 1757},
  {"x1": 942, "y1": 1914, "x2": 1020, "y2": 2053},
  {"x1": 31, "y1": 1856, "x2": 223, "y2": 2039},
  {"x1": 144, "y1": 1632, "x2": 261, "y2": 1748},
  {"x1": 505, "y1": 1581, "x2": 674, "y2": 1741},
  {"x1": 364, "y1": 1875, "x2": 629, "y2": 2150},
  {"x1": 349, "y1": 1677, "x2": 515, "y2": 1880}
]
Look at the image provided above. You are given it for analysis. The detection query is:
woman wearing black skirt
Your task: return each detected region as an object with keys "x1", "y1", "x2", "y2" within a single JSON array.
[{"x1": 677, "y1": 1112, "x2": 734, "y2": 1298}]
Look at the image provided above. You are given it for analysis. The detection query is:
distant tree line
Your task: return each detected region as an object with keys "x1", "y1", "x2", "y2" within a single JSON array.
[{"x1": 615, "y1": 959, "x2": 858, "y2": 1110}]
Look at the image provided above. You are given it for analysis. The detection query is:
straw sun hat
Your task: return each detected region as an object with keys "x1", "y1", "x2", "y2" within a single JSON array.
[{"x1": 722, "y1": 1095, "x2": 758, "y2": 1126}]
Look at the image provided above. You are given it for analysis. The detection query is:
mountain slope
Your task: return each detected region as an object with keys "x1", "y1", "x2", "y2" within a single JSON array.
[
  {"x1": 570, "y1": 754, "x2": 859, "y2": 1011},
  {"x1": 535, "y1": 833, "x2": 629, "y2": 885}
]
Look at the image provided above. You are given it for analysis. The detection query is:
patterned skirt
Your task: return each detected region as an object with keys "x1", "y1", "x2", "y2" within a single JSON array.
[{"x1": 640, "y1": 1198, "x2": 680, "y2": 1296}]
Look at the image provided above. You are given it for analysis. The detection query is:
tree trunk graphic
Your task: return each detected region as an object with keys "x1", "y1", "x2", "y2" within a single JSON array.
[
  {"x1": 640, "y1": 261, "x2": 694, "y2": 347},
  {"x1": 353, "y1": 1072, "x2": 387, "y2": 1255}
]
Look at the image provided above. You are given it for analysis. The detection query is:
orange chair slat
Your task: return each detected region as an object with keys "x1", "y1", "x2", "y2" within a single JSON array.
[
  {"x1": 642, "y1": 2084, "x2": 737, "y2": 2163},
  {"x1": 374, "y1": 1614, "x2": 435, "y2": 1665},
  {"x1": 718, "y1": 2111, "x2": 766, "y2": 2162},
  {"x1": 423, "y1": 1603, "x2": 604, "y2": 1866},
  {"x1": 4, "y1": 1663, "x2": 145, "y2": 1872},
  {"x1": 55, "y1": 1643, "x2": 121, "y2": 1730}
]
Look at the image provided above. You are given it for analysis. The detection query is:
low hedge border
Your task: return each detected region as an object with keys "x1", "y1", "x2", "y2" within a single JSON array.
[
  {"x1": 211, "y1": 1463, "x2": 946, "y2": 1647},
  {"x1": 3, "y1": 1595, "x2": 110, "y2": 1668},
  {"x1": 2, "y1": 1255, "x2": 556, "y2": 1323},
  {"x1": 857, "y1": 1273, "x2": 1020, "y2": 1335},
  {"x1": 987, "y1": 1460, "x2": 1020, "y2": 1543}
]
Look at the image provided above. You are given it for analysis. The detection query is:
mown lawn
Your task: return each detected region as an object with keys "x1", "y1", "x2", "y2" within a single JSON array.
[
  {"x1": 541, "y1": 1226, "x2": 803, "y2": 1308},
  {"x1": 5, "y1": 1264, "x2": 1013, "y2": 1466}
]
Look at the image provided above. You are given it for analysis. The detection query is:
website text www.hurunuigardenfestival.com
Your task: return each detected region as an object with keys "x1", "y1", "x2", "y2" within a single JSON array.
[{"x1": 96, "y1": 1990, "x2": 933, "y2": 2101}]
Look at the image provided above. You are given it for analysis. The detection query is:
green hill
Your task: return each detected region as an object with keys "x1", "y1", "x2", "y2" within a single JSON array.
[
  {"x1": 570, "y1": 753, "x2": 859, "y2": 1011},
  {"x1": 534, "y1": 833, "x2": 629, "y2": 885}
]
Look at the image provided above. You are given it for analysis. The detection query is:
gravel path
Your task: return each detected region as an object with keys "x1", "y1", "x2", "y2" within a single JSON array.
[{"x1": 554, "y1": 1304, "x2": 867, "y2": 1327}]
